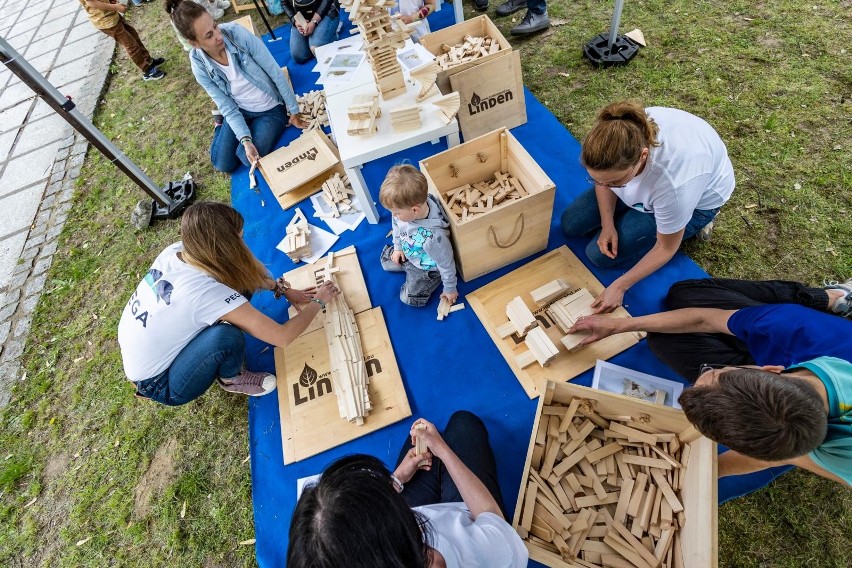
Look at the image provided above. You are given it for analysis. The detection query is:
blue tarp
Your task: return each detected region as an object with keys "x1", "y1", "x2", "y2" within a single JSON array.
[{"x1": 230, "y1": 12, "x2": 788, "y2": 567}]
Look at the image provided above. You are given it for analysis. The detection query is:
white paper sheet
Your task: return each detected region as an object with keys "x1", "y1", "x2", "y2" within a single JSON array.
[
  {"x1": 276, "y1": 209, "x2": 340, "y2": 264},
  {"x1": 591, "y1": 360, "x2": 684, "y2": 409},
  {"x1": 309, "y1": 192, "x2": 366, "y2": 235}
]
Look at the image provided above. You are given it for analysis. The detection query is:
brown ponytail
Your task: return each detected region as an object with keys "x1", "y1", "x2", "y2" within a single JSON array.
[
  {"x1": 165, "y1": 0, "x2": 208, "y2": 42},
  {"x1": 580, "y1": 101, "x2": 660, "y2": 171}
]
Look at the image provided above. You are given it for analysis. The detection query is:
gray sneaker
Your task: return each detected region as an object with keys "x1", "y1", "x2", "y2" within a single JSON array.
[
  {"x1": 496, "y1": 0, "x2": 526, "y2": 16},
  {"x1": 510, "y1": 10, "x2": 550, "y2": 36},
  {"x1": 696, "y1": 220, "x2": 714, "y2": 242},
  {"x1": 825, "y1": 278, "x2": 852, "y2": 318},
  {"x1": 218, "y1": 370, "x2": 277, "y2": 396}
]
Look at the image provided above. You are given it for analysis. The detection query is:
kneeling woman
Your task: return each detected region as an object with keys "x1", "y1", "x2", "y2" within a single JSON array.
[
  {"x1": 288, "y1": 412, "x2": 528, "y2": 567},
  {"x1": 562, "y1": 101, "x2": 735, "y2": 313},
  {"x1": 118, "y1": 202, "x2": 338, "y2": 405},
  {"x1": 167, "y1": 0, "x2": 307, "y2": 173}
]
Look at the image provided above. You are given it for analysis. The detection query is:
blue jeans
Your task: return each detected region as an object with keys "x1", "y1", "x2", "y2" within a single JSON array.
[
  {"x1": 134, "y1": 323, "x2": 245, "y2": 406},
  {"x1": 290, "y1": 15, "x2": 340, "y2": 64},
  {"x1": 210, "y1": 104, "x2": 288, "y2": 173},
  {"x1": 561, "y1": 187, "x2": 719, "y2": 268},
  {"x1": 526, "y1": 0, "x2": 546, "y2": 15}
]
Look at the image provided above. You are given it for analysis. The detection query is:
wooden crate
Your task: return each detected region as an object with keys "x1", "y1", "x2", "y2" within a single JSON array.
[
  {"x1": 419, "y1": 14, "x2": 513, "y2": 94},
  {"x1": 420, "y1": 127, "x2": 555, "y2": 281},
  {"x1": 258, "y1": 129, "x2": 346, "y2": 211},
  {"x1": 512, "y1": 380, "x2": 718, "y2": 568}
]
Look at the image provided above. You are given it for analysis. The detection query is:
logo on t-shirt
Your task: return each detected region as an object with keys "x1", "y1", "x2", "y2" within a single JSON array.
[
  {"x1": 144, "y1": 269, "x2": 174, "y2": 305},
  {"x1": 631, "y1": 202, "x2": 653, "y2": 213}
]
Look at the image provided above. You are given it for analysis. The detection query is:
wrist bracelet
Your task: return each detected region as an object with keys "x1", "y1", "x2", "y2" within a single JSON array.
[
  {"x1": 311, "y1": 298, "x2": 326, "y2": 309},
  {"x1": 240, "y1": 135, "x2": 252, "y2": 145}
]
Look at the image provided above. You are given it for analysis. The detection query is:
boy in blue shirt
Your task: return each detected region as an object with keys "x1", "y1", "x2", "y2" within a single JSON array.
[{"x1": 570, "y1": 277, "x2": 852, "y2": 486}]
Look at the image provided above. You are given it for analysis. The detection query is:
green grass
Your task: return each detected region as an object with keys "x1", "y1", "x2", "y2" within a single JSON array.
[{"x1": 0, "y1": 0, "x2": 850, "y2": 566}]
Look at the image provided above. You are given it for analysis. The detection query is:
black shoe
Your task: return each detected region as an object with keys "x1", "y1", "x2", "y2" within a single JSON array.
[
  {"x1": 142, "y1": 66, "x2": 166, "y2": 81},
  {"x1": 495, "y1": 0, "x2": 526, "y2": 17},
  {"x1": 150, "y1": 56, "x2": 166, "y2": 67},
  {"x1": 510, "y1": 10, "x2": 550, "y2": 35},
  {"x1": 474, "y1": 0, "x2": 489, "y2": 11}
]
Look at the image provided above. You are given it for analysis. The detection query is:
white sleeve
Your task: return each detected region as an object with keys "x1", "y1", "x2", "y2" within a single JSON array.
[
  {"x1": 192, "y1": 281, "x2": 248, "y2": 327},
  {"x1": 469, "y1": 513, "x2": 529, "y2": 567}
]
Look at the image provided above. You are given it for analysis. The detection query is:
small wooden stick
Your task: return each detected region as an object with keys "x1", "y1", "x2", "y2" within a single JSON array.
[{"x1": 414, "y1": 423, "x2": 428, "y2": 456}]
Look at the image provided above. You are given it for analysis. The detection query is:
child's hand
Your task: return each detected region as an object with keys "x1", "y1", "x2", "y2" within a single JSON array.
[
  {"x1": 441, "y1": 291, "x2": 458, "y2": 304},
  {"x1": 391, "y1": 250, "x2": 406, "y2": 265},
  {"x1": 400, "y1": 14, "x2": 414, "y2": 24},
  {"x1": 116, "y1": 3, "x2": 127, "y2": 13}
]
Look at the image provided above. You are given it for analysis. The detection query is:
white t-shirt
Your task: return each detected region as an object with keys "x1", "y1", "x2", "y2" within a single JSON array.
[
  {"x1": 213, "y1": 50, "x2": 279, "y2": 113},
  {"x1": 413, "y1": 503, "x2": 528, "y2": 568},
  {"x1": 392, "y1": 0, "x2": 430, "y2": 41},
  {"x1": 117, "y1": 243, "x2": 248, "y2": 382},
  {"x1": 611, "y1": 106, "x2": 735, "y2": 234}
]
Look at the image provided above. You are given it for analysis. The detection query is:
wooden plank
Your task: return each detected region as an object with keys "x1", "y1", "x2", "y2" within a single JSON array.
[
  {"x1": 520, "y1": 481, "x2": 537, "y2": 533},
  {"x1": 650, "y1": 468, "x2": 684, "y2": 513},
  {"x1": 585, "y1": 442, "x2": 623, "y2": 464},
  {"x1": 622, "y1": 455, "x2": 674, "y2": 470},
  {"x1": 626, "y1": 472, "x2": 648, "y2": 518},
  {"x1": 608, "y1": 422, "x2": 659, "y2": 446}
]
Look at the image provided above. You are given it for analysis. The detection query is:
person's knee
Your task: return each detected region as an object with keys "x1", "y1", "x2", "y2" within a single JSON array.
[
  {"x1": 584, "y1": 240, "x2": 623, "y2": 268},
  {"x1": 209, "y1": 322, "x2": 245, "y2": 349},
  {"x1": 561, "y1": 204, "x2": 594, "y2": 237},
  {"x1": 292, "y1": 51, "x2": 313, "y2": 64},
  {"x1": 447, "y1": 410, "x2": 485, "y2": 432},
  {"x1": 664, "y1": 279, "x2": 711, "y2": 310}
]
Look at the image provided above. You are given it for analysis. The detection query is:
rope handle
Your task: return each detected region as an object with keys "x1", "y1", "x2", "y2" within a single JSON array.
[{"x1": 488, "y1": 213, "x2": 525, "y2": 249}]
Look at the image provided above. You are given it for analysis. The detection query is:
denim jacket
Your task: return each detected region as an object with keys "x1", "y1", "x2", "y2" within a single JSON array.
[{"x1": 189, "y1": 23, "x2": 299, "y2": 142}]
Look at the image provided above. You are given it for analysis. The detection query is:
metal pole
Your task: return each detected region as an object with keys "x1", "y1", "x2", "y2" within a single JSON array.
[
  {"x1": 608, "y1": 0, "x2": 624, "y2": 50},
  {"x1": 252, "y1": 0, "x2": 278, "y2": 41},
  {"x1": 0, "y1": 36, "x2": 175, "y2": 207}
]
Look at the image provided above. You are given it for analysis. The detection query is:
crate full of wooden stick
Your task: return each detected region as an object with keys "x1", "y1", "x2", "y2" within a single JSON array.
[
  {"x1": 420, "y1": 127, "x2": 555, "y2": 282},
  {"x1": 512, "y1": 380, "x2": 718, "y2": 568}
]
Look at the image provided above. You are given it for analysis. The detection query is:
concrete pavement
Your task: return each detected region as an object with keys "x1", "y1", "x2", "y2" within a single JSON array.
[{"x1": 0, "y1": 0, "x2": 113, "y2": 405}]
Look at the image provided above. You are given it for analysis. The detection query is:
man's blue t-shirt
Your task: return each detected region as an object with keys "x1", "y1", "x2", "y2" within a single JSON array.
[{"x1": 726, "y1": 304, "x2": 852, "y2": 366}]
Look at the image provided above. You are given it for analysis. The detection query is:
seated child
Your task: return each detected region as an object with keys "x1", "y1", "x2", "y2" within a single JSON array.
[
  {"x1": 390, "y1": 0, "x2": 436, "y2": 42},
  {"x1": 379, "y1": 165, "x2": 458, "y2": 307}
]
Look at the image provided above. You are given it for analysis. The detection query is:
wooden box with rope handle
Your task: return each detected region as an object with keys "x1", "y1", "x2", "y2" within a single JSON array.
[{"x1": 420, "y1": 127, "x2": 555, "y2": 281}]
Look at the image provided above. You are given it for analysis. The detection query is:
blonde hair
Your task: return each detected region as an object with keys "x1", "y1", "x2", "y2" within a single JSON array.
[
  {"x1": 580, "y1": 101, "x2": 660, "y2": 171},
  {"x1": 180, "y1": 201, "x2": 270, "y2": 295},
  {"x1": 379, "y1": 165, "x2": 428, "y2": 209}
]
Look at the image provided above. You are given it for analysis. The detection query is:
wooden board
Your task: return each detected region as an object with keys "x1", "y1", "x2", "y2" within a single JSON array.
[
  {"x1": 467, "y1": 246, "x2": 644, "y2": 398},
  {"x1": 275, "y1": 307, "x2": 411, "y2": 463},
  {"x1": 449, "y1": 50, "x2": 526, "y2": 140},
  {"x1": 511, "y1": 381, "x2": 718, "y2": 568},
  {"x1": 284, "y1": 246, "x2": 371, "y2": 337},
  {"x1": 233, "y1": 15, "x2": 259, "y2": 36}
]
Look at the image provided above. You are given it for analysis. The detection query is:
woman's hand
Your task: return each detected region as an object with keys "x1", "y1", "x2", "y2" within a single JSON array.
[
  {"x1": 284, "y1": 287, "x2": 316, "y2": 310},
  {"x1": 289, "y1": 113, "x2": 308, "y2": 129},
  {"x1": 393, "y1": 447, "x2": 433, "y2": 485},
  {"x1": 597, "y1": 225, "x2": 619, "y2": 260},
  {"x1": 410, "y1": 418, "x2": 449, "y2": 460},
  {"x1": 243, "y1": 140, "x2": 260, "y2": 166},
  {"x1": 568, "y1": 315, "x2": 619, "y2": 345},
  {"x1": 313, "y1": 280, "x2": 339, "y2": 304},
  {"x1": 591, "y1": 283, "x2": 625, "y2": 314},
  {"x1": 304, "y1": 21, "x2": 316, "y2": 36}
]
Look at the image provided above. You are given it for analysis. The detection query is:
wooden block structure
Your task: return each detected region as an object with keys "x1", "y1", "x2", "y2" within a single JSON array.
[
  {"x1": 339, "y1": 0, "x2": 410, "y2": 100},
  {"x1": 347, "y1": 92, "x2": 381, "y2": 136},
  {"x1": 390, "y1": 104, "x2": 421, "y2": 133},
  {"x1": 513, "y1": 384, "x2": 716, "y2": 568},
  {"x1": 318, "y1": 251, "x2": 372, "y2": 425},
  {"x1": 280, "y1": 209, "x2": 311, "y2": 261},
  {"x1": 317, "y1": 173, "x2": 358, "y2": 219},
  {"x1": 414, "y1": 423, "x2": 428, "y2": 456},
  {"x1": 297, "y1": 89, "x2": 329, "y2": 132},
  {"x1": 439, "y1": 169, "x2": 529, "y2": 223},
  {"x1": 432, "y1": 91, "x2": 460, "y2": 125},
  {"x1": 505, "y1": 296, "x2": 538, "y2": 336},
  {"x1": 519, "y1": 327, "x2": 560, "y2": 368},
  {"x1": 546, "y1": 289, "x2": 596, "y2": 353},
  {"x1": 437, "y1": 298, "x2": 465, "y2": 321},
  {"x1": 411, "y1": 61, "x2": 440, "y2": 102},
  {"x1": 531, "y1": 279, "x2": 571, "y2": 306},
  {"x1": 433, "y1": 34, "x2": 502, "y2": 70}
]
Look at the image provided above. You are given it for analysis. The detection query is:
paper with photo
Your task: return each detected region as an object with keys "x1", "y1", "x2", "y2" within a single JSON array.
[
  {"x1": 310, "y1": 192, "x2": 366, "y2": 235},
  {"x1": 591, "y1": 360, "x2": 684, "y2": 409},
  {"x1": 276, "y1": 220, "x2": 340, "y2": 264}
]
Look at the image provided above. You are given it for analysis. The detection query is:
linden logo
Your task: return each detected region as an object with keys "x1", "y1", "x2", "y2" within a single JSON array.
[
  {"x1": 276, "y1": 147, "x2": 319, "y2": 172},
  {"x1": 293, "y1": 363, "x2": 332, "y2": 405},
  {"x1": 467, "y1": 89, "x2": 514, "y2": 115}
]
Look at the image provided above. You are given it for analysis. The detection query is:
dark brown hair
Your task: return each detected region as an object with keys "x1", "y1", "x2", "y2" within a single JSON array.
[
  {"x1": 379, "y1": 164, "x2": 429, "y2": 209},
  {"x1": 180, "y1": 201, "x2": 271, "y2": 295},
  {"x1": 165, "y1": 0, "x2": 208, "y2": 42},
  {"x1": 678, "y1": 368, "x2": 827, "y2": 461},
  {"x1": 580, "y1": 100, "x2": 660, "y2": 171}
]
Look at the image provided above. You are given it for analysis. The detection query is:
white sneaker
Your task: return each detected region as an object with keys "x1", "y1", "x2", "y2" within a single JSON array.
[
  {"x1": 825, "y1": 278, "x2": 852, "y2": 318},
  {"x1": 696, "y1": 220, "x2": 714, "y2": 242},
  {"x1": 207, "y1": 5, "x2": 225, "y2": 19},
  {"x1": 215, "y1": 0, "x2": 231, "y2": 8},
  {"x1": 218, "y1": 370, "x2": 277, "y2": 396}
]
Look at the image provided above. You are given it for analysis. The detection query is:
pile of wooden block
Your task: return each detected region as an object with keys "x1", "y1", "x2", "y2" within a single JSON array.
[
  {"x1": 435, "y1": 34, "x2": 501, "y2": 70},
  {"x1": 390, "y1": 104, "x2": 421, "y2": 132},
  {"x1": 297, "y1": 90, "x2": 329, "y2": 132},
  {"x1": 340, "y1": 0, "x2": 409, "y2": 99},
  {"x1": 347, "y1": 92, "x2": 380, "y2": 136},
  {"x1": 437, "y1": 297, "x2": 465, "y2": 321},
  {"x1": 441, "y1": 170, "x2": 528, "y2": 222},
  {"x1": 433, "y1": 92, "x2": 460, "y2": 124},
  {"x1": 281, "y1": 209, "x2": 311, "y2": 261},
  {"x1": 546, "y1": 288, "x2": 595, "y2": 352},
  {"x1": 517, "y1": 396, "x2": 700, "y2": 567},
  {"x1": 319, "y1": 250, "x2": 372, "y2": 425},
  {"x1": 318, "y1": 173, "x2": 358, "y2": 218}
]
